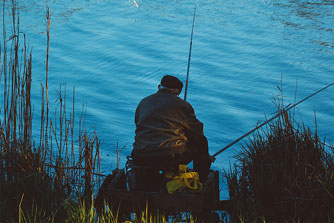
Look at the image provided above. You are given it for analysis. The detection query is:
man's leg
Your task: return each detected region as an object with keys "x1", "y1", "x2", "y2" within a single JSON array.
[{"x1": 186, "y1": 131, "x2": 211, "y2": 182}]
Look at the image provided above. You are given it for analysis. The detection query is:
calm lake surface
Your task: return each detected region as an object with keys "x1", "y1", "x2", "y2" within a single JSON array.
[{"x1": 1, "y1": 0, "x2": 334, "y2": 197}]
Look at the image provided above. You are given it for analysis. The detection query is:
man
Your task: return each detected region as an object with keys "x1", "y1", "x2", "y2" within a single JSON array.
[{"x1": 128, "y1": 75, "x2": 211, "y2": 190}]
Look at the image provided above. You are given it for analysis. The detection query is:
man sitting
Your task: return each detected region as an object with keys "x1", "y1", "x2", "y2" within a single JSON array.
[{"x1": 127, "y1": 75, "x2": 211, "y2": 191}]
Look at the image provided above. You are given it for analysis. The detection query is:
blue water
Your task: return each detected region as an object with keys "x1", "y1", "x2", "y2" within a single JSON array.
[{"x1": 2, "y1": 0, "x2": 334, "y2": 198}]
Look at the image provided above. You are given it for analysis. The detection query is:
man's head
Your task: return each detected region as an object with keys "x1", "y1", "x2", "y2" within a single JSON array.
[{"x1": 159, "y1": 75, "x2": 183, "y2": 95}]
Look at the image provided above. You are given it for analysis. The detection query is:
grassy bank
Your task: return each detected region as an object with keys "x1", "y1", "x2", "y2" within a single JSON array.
[
  {"x1": 225, "y1": 101, "x2": 334, "y2": 222},
  {"x1": 1, "y1": 1, "x2": 334, "y2": 223}
]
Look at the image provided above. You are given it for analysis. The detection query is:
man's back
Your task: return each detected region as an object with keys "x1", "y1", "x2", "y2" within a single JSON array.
[{"x1": 132, "y1": 88, "x2": 203, "y2": 160}]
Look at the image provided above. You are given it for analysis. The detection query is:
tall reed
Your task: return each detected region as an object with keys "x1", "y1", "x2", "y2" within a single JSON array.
[
  {"x1": 0, "y1": 1, "x2": 102, "y2": 221},
  {"x1": 224, "y1": 101, "x2": 334, "y2": 222}
]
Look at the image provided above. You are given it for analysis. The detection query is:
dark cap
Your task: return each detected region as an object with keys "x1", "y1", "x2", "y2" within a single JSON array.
[{"x1": 160, "y1": 75, "x2": 183, "y2": 90}]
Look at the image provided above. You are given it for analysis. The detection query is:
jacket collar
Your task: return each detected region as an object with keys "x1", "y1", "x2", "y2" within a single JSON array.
[{"x1": 158, "y1": 86, "x2": 181, "y2": 96}]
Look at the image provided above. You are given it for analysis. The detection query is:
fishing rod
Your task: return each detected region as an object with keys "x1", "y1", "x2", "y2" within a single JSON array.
[
  {"x1": 211, "y1": 81, "x2": 334, "y2": 159},
  {"x1": 184, "y1": 4, "x2": 197, "y2": 101}
]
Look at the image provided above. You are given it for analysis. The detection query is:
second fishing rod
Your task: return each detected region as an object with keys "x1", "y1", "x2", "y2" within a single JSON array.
[{"x1": 182, "y1": 6, "x2": 334, "y2": 161}]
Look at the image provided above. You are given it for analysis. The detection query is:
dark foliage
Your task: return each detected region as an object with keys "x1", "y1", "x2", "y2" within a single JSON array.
[{"x1": 225, "y1": 109, "x2": 334, "y2": 222}]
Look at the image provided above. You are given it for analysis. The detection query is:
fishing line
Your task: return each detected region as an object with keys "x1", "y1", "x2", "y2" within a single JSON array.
[{"x1": 211, "y1": 82, "x2": 334, "y2": 159}]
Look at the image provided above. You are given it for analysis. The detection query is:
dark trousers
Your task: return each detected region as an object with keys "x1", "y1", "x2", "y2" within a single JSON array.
[
  {"x1": 159, "y1": 130, "x2": 211, "y2": 182},
  {"x1": 130, "y1": 131, "x2": 211, "y2": 184},
  {"x1": 180, "y1": 130, "x2": 211, "y2": 182}
]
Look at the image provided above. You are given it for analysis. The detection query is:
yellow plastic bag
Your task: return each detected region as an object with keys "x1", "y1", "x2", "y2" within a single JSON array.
[{"x1": 166, "y1": 164, "x2": 203, "y2": 194}]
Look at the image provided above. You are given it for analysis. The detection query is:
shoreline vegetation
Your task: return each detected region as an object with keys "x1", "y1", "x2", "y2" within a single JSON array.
[
  {"x1": 1, "y1": 1, "x2": 102, "y2": 222},
  {"x1": 1, "y1": 1, "x2": 333, "y2": 223},
  {"x1": 224, "y1": 100, "x2": 334, "y2": 223}
]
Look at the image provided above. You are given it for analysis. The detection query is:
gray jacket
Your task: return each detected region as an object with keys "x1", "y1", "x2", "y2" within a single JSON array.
[{"x1": 132, "y1": 89, "x2": 204, "y2": 159}]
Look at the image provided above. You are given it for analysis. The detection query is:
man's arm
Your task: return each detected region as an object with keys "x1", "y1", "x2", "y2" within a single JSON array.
[{"x1": 182, "y1": 102, "x2": 204, "y2": 135}]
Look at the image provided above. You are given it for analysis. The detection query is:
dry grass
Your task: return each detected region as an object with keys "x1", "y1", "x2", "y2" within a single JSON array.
[
  {"x1": 0, "y1": 1, "x2": 199, "y2": 222},
  {"x1": 0, "y1": 1, "x2": 101, "y2": 221},
  {"x1": 3, "y1": 1, "x2": 333, "y2": 223}
]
